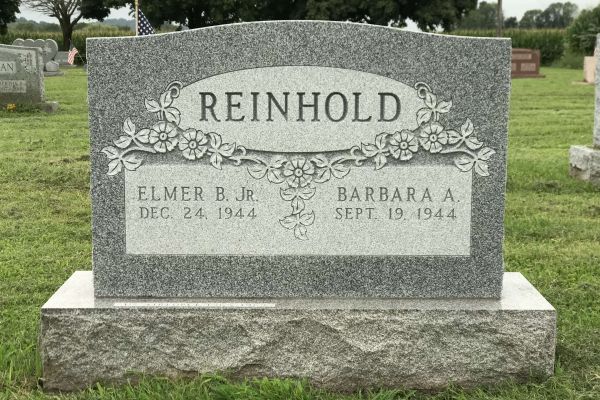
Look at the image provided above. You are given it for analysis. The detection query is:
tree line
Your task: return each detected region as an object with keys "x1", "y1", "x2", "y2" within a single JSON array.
[
  {"x1": 0, "y1": 0, "x2": 593, "y2": 51},
  {"x1": 458, "y1": 1, "x2": 578, "y2": 30}
]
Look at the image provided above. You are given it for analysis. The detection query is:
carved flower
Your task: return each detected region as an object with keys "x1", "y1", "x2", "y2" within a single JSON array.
[
  {"x1": 389, "y1": 130, "x2": 419, "y2": 161},
  {"x1": 149, "y1": 121, "x2": 178, "y2": 153},
  {"x1": 178, "y1": 129, "x2": 208, "y2": 160},
  {"x1": 419, "y1": 122, "x2": 448, "y2": 153},
  {"x1": 283, "y1": 157, "x2": 314, "y2": 188}
]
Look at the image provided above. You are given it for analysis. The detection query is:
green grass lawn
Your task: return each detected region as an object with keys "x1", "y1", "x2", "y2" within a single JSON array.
[{"x1": 0, "y1": 67, "x2": 599, "y2": 399}]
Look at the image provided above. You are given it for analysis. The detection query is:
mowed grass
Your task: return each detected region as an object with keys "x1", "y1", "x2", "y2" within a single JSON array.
[{"x1": 0, "y1": 67, "x2": 599, "y2": 399}]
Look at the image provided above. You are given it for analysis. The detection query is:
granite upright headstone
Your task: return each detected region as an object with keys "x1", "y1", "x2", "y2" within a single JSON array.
[
  {"x1": 40, "y1": 22, "x2": 556, "y2": 392},
  {"x1": 511, "y1": 48, "x2": 544, "y2": 78},
  {"x1": 86, "y1": 24, "x2": 513, "y2": 298},
  {"x1": 12, "y1": 38, "x2": 63, "y2": 75},
  {"x1": 0, "y1": 44, "x2": 44, "y2": 104}
]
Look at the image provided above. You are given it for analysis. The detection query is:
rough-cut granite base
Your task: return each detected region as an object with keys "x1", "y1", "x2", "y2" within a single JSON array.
[
  {"x1": 569, "y1": 145, "x2": 600, "y2": 185},
  {"x1": 40, "y1": 272, "x2": 556, "y2": 392}
]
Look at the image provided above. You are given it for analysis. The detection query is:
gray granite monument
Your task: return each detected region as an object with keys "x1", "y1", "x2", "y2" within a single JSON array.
[
  {"x1": 39, "y1": 21, "x2": 556, "y2": 391},
  {"x1": 12, "y1": 38, "x2": 64, "y2": 76},
  {"x1": 570, "y1": 35, "x2": 600, "y2": 185},
  {"x1": 0, "y1": 43, "x2": 58, "y2": 111},
  {"x1": 0, "y1": 44, "x2": 44, "y2": 104}
]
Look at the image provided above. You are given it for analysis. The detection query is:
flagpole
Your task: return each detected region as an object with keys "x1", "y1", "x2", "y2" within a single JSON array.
[{"x1": 135, "y1": 0, "x2": 139, "y2": 36}]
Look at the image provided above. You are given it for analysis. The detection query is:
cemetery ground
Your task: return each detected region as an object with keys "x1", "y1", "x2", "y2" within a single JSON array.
[{"x1": 0, "y1": 67, "x2": 598, "y2": 400}]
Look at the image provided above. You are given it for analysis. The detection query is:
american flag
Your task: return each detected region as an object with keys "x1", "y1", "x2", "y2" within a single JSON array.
[
  {"x1": 67, "y1": 46, "x2": 78, "y2": 65},
  {"x1": 137, "y1": 9, "x2": 155, "y2": 35}
]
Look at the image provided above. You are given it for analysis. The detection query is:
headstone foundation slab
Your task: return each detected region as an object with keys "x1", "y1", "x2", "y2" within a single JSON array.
[{"x1": 40, "y1": 271, "x2": 556, "y2": 392}]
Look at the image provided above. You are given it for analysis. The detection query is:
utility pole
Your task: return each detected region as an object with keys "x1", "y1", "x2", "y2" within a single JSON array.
[{"x1": 497, "y1": 0, "x2": 503, "y2": 37}]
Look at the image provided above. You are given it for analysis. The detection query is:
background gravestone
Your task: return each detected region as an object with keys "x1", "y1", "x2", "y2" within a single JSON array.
[
  {"x1": 0, "y1": 44, "x2": 45, "y2": 104},
  {"x1": 570, "y1": 35, "x2": 600, "y2": 185},
  {"x1": 12, "y1": 38, "x2": 62, "y2": 75},
  {"x1": 39, "y1": 22, "x2": 556, "y2": 392}
]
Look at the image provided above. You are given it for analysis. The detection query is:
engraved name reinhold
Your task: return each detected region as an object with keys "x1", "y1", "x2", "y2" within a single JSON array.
[{"x1": 172, "y1": 66, "x2": 424, "y2": 152}]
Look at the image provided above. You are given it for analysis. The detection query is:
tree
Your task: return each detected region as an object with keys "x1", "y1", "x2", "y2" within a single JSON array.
[
  {"x1": 519, "y1": 9, "x2": 542, "y2": 28},
  {"x1": 567, "y1": 5, "x2": 600, "y2": 55},
  {"x1": 0, "y1": 0, "x2": 20, "y2": 34},
  {"x1": 504, "y1": 16, "x2": 518, "y2": 28},
  {"x1": 519, "y1": 3, "x2": 578, "y2": 29},
  {"x1": 82, "y1": 0, "x2": 478, "y2": 32},
  {"x1": 22, "y1": 0, "x2": 109, "y2": 50},
  {"x1": 456, "y1": 1, "x2": 497, "y2": 30},
  {"x1": 536, "y1": 2, "x2": 578, "y2": 28}
]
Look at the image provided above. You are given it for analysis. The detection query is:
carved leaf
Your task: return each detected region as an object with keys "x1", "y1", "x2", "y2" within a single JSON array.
[
  {"x1": 362, "y1": 143, "x2": 379, "y2": 158},
  {"x1": 447, "y1": 129, "x2": 462, "y2": 145},
  {"x1": 279, "y1": 215, "x2": 298, "y2": 230},
  {"x1": 267, "y1": 168, "x2": 285, "y2": 184},
  {"x1": 248, "y1": 164, "x2": 268, "y2": 179},
  {"x1": 210, "y1": 152, "x2": 223, "y2": 170},
  {"x1": 313, "y1": 167, "x2": 331, "y2": 183},
  {"x1": 219, "y1": 143, "x2": 236, "y2": 157},
  {"x1": 417, "y1": 108, "x2": 431, "y2": 125},
  {"x1": 121, "y1": 154, "x2": 143, "y2": 171},
  {"x1": 298, "y1": 185, "x2": 316, "y2": 200},
  {"x1": 123, "y1": 117, "x2": 136, "y2": 136},
  {"x1": 436, "y1": 100, "x2": 452, "y2": 113},
  {"x1": 311, "y1": 154, "x2": 329, "y2": 168},
  {"x1": 107, "y1": 159, "x2": 122, "y2": 175},
  {"x1": 159, "y1": 90, "x2": 173, "y2": 108},
  {"x1": 164, "y1": 107, "x2": 181, "y2": 125},
  {"x1": 465, "y1": 137, "x2": 483, "y2": 150},
  {"x1": 461, "y1": 119, "x2": 474, "y2": 137},
  {"x1": 144, "y1": 98, "x2": 161, "y2": 113},
  {"x1": 102, "y1": 146, "x2": 120, "y2": 160},
  {"x1": 455, "y1": 155, "x2": 475, "y2": 172},
  {"x1": 294, "y1": 225, "x2": 308, "y2": 240},
  {"x1": 299, "y1": 211, "x2": 315, "y2": 226},
  {"x1": 280, "y1": 187, "x2": 295, "y2": 201},
  {"x1": 135, "y1": 129, "x2": 151, "y2": 144},
  {"x1": 270, "y1": 156, "x2": 287, "y2": 169},
  {"x1": 208, "y1": 132, "x2": 222, "y2": 149},
  {"x1": 374, "y1": 153, "x2": 387, "y2": 170},
  {"x1": 425, "y1": 91, "x2": 437, "y2": 108},
  {"x1": 331, "y1": 163, "x2": 350, "y2": 179},
  {"x1": 477, "y1": 147, "x2": 496, "y2": 161},
  {"x1": 375, "y1": 132, "x2": 387, "y2": 149},
  {"x1": 114, "y1": 135, "x2": 132, "y2": 149},
  {"x1": 474, "y1": 160, "x2": 490, "y2": 176},
  {"x1": 280, "y1": 186, "x2": 316, "y2": 202}
]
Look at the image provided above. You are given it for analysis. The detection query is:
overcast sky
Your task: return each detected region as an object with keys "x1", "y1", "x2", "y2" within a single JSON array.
[{"x1": 16, "y1": 0, "x2": 600, "y2": 24}]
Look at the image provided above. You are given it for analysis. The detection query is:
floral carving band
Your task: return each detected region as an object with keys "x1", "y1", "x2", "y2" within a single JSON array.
[{"x1": 102, "y1": 80, "x2": 496, "y2": 240}]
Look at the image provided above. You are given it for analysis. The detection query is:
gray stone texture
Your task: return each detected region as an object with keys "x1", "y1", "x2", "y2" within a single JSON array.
[
  {"x1": 87, "y1": 21, "x2": 511, "y2": 299},
  {"x1": 569, "y1": 145, "x2": 600, "y2": 185},
  {"x1": 0, "y1": 44, "x2": 45, "y2": 105},
  {"x1": 40, "y1": 271, "x2": 556, "y2": 392}
]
